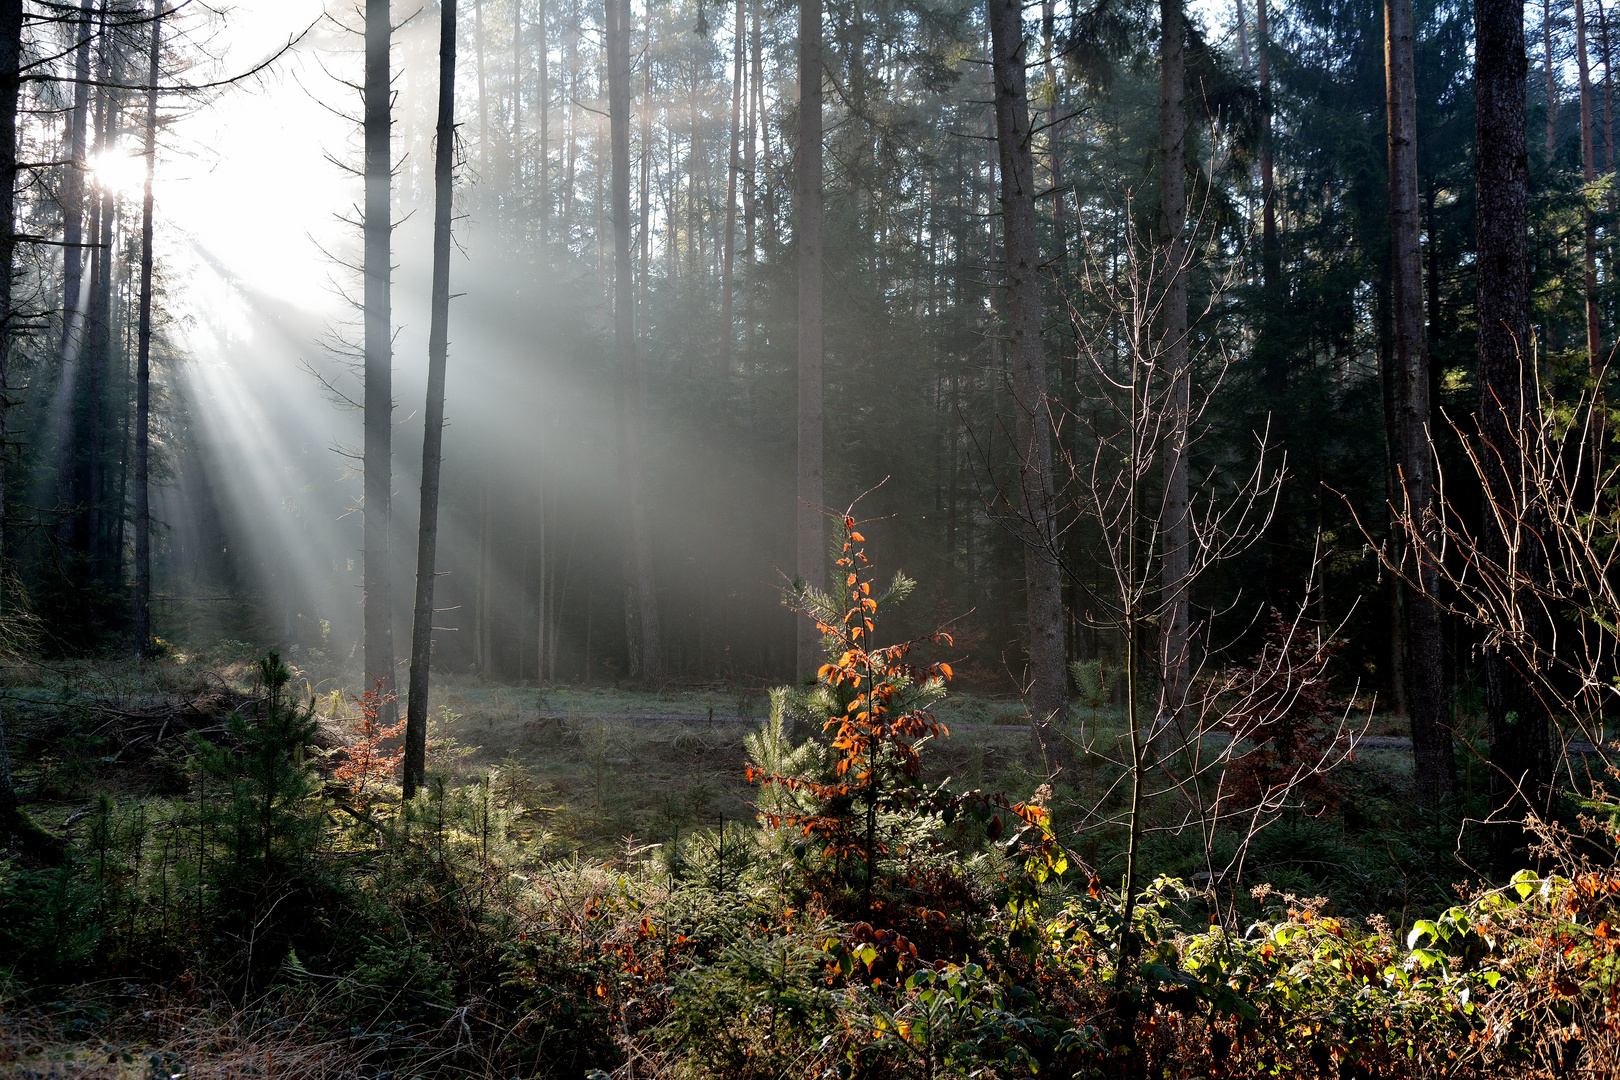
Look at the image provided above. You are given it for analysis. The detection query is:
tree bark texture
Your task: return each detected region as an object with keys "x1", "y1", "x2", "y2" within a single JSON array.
[
  {"x1": 608, "y1": 0, "x2": 661, "y2": 684},
  {"x1": 1377, "y1": 295, "x2": 1411, "y2": 719},
  {"x1": 0, "y1": 0, "x2": 21, "y2": 818},
  {"x1": 796, "y1": 0, "x2": 826, "y2": 680},
  {"x1": 1158, "y1": 0, "x2": 1191, "y2": 745},
  {"x1": 1476, "y1": 0, "x2": 1553, "y2": 872},
  {"x1": 476, "y1": 0, "x2": 488, "y2": 174},
  {"x1": 364, "y1": 0, "x2": 397, "y2": 722},
  {"x1": 1043, "y1": 0, "x2": 1066, "y2": 270},
  {"x1": 405, "y1": 0, "x2": 457, "y2": 799},
  {"x1": 988, "y1": 0, "x2": 1067, "y2": 746},
  {"x1": 1547, "y1": 0, "x2": 1559, "y2": 156},
  {"x1": 1258, "y1": 0, "x2": 1278, "y2": 290},
  {"x1": 59, "y1": 0, "x2": 93, "y2": 364},
  {"x1": 1387, "y1": 0, "x2": 1454, "y2": 806},
  {"x1": 82, "y1": 29, "x2": 112, "y2": 572},
  {"x1": 720, "y1": 0, "x2": 743, "y2": 376},
  {"x1": 134, "y1": 0, "x2": 163, "y2": 654},
  {"x1": 1577, "y1": 0, "x2": 1603, "y2": 375},
  {"x1": 538, "y1": 0, "x2": 549, "y2": 233},
  {"x1": 1601, "y1": 0, "x2": 1615, "y2": 171},
  {"x1": 639, "y1": 13, "x2": 651, "y2": 330},
  {"x1": 57, "y1": 9, "x2": 105, "y2": 554},
  {"x1": 512, "y1": 0, "x2": 522, "y2": 195}
]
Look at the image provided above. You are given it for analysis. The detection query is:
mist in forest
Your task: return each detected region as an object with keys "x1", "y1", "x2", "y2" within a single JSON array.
[
  {"x1": 0, "y1": 0, "x2": 1512, "y2": 723},
  {"x1": 128, "y1": 1, "x2": 816, "y2": 685},
  {"x1": 9, "y1": 0, "x2": 1620, "y2": 1065},
  {"x1": 130, "y1": 0, "x2": 1146, "y2": 690}
]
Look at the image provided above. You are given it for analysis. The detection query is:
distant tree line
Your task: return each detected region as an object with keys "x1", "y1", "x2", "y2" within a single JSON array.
[{"x1": 0, "y1": 0, "x2": 1607, "y2": 863}]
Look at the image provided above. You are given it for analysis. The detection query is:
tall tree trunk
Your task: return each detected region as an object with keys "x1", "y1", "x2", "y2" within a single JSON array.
[
  {"x1": 1158, "y1": 0, "x2": 1191, "y2": 746},
  {"x1": 664, "y1": 122, "x2": 676, "y2": 285},
  {"x1": 83, "y1": 29, "x2": 113, "y2": 575},
  {"x1": 477, "y1": 480, "x2": 491, "y2": 673},
  {"x1": 134, "y1": 0, "x2": 164, "y2": 655},
  {"x1": 1383, "y1": 219, "x2": 1409, "y2": 722},
  {"x1": 796, "y1": 0, "x2": 826, "y2": 679},
  {"x1": 541, "y1": 459, "x2": 554, "y2": 680},
  {"x1": 1258, "y1": 0, "x2": 1277, "y2": 290},
  {"x1": 58, "y1": 9, "x2": 107, "y2": 555},
  {"x1": 539, "y1": 0, "x2": 549, "y2": 236},
  {"x1": 1256, "y1": 0, "x2": 1292, "y2": 607},
  {"x1": 639, "y1": 14, "x2": 651, "y2": 333},
  {"x1": 512, "y1": 0, "x2": 522, "y2": 196},
  {"x1": 0, "y1": 0, "x2": 22, "y2": 822},
  {"x1": 719, "y1": 0, "x2": 743, "y2": 377},
  {"x1": 1388, "y1": 0, "x2": 1454, "y2": 807},
  {"x1": 364, "y1": 0, "x2": 397, "y2": 721},
  {"x1": 988, "y1": 0, "x2": 1067, "y2": 749},
  {"x1": 1602, "y1": 0, "x2": 1616, "y2": 171},
  {"x1": 476, "y1": 0, "x2": 488, "y2": 174},
  {"x1": 404, "y1": 0, "x2": 457, "y2": 800},
  {"x1": 564, "y1": 8, "x2": 577, "y2": 225},
  {"x1": 1043, "y1": 0, "x2": 1065, "y2": 270},
  {"x1": 1547, "y1": 0, "x2": 1559, "y2": 156},
  {"x1": 759, "y1": 18, "x2": 775, "y2": 243},
  {"x1": 688, "y1": 64, "x2": 700, "y2": 291},
  {"x1": 548, "y1": 500, "x2": 564, "y2": 679},
  {"x1": 59, "y1": 0, "x2": 93, "y2": 364},
  {"x1": 1477, "y1": 0, "x2": 1551, "y2": 873},
  {"x1": 608, "y1": 0, "x2": 660, "y2": 684},
  {"x1": 87, "y1": 189, "x2": 111, "y2": 568},
  {"x1": 1235, "y1": 0, "x2": 1250, "y2": 67},
  {"x1": 1578, "y1": 0, "x2": 1603, "y2": 377},
  {"x1": 744, "y1": 0, "x2": 759, "y2": 354}
]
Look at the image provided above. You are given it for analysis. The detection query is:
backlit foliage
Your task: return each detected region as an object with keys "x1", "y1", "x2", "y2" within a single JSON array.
[
  {"x1": 754, "y1": 516, "x2": 1065, "y2": 948},
  {"x1": 332, "y1": 684, "x2": 404, "y2": 802}
]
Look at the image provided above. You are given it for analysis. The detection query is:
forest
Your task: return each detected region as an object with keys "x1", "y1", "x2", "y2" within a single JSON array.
[{"x1": 4, "y1": 0, "x2": 1620, "y2": 1073}]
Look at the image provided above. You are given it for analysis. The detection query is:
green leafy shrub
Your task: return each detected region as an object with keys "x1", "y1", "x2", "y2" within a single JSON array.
[
  {"x1": 343, "y1": 936, "x2": 456, "y2": 1028},
  {"x1": 660, "y1": 934, "x2": 834, "y2": 1079}
]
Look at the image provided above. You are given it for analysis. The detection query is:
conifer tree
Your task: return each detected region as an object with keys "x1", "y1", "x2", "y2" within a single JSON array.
[
  {"x1": 988, "y1": 0, "x2": 1066, "y2": 745},
  {"x1": 364, "y1": 0, "x2": 397, "y2": 723},
  {"x1": 405, "y1": 0, "x2": 459, "y2": 798},
  {"x1": 796, "y1": 0, "x2": 825, "y2": 681},
  {"x1": 1477, "y1": 0, "x2": 1551, "y2": 871},
  {"x1": 1387, "y1": 0, "x2": 1453, "y2": 804}
]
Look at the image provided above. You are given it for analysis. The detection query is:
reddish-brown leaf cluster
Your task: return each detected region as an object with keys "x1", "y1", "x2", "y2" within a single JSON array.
[
  {"x1": 332, "y1": 683, "x2": 404, "y2": 800},
  {"x1": 749, "y1": 517, "x2": 957, "y2": 865},
  {"x1": 1218, "y1": 611, "x2": 1343, "y2": 814},
  {"x1": 752, "y1": 517, "x2": 1068, "y2": 947}
]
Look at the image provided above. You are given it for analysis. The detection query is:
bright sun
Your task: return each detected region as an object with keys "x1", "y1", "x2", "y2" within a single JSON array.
[{"x1": 89, "y1": 145, "x2": 148, "y2": 199}]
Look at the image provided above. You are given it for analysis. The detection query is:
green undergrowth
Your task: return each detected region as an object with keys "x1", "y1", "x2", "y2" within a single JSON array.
[{"x1": 0, "y1": 648, "x2": 1610, "y2": 1078}]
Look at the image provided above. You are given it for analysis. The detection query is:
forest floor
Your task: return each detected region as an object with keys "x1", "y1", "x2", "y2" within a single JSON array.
[
  {"x1": 3, "y1": 658, "x2": 1045, "y2": 855},
  {"x1": 5, "y1": 656, "x2": 1526, "y2": 1080},
  {"x1": 427, "y1": 677, "x2": 1048, "y2": 854},
  {"x1": 422, "y1": 677, "x2": 1420, "y2": 857},
  {"x1": 5, "y1": 655, "x2": 1420, "y2": 860}
]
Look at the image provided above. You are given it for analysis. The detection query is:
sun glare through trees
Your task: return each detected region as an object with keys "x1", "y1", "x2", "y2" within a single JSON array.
[{"x1": 4, "y1": 0, "x2": 1620, "y2": 1075}]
